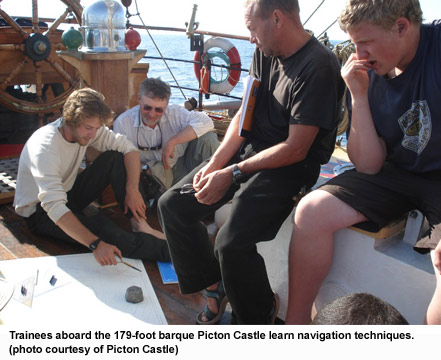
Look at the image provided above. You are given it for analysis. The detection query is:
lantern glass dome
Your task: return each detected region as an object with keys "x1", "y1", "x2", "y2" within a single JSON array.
[{"x1": 81, "y1": 0, "x2": 126, "y2": 52}]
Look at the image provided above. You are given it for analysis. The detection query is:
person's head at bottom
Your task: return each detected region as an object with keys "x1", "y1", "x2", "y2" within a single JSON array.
[{"x1": 311, "y1": 293, "x2": 409, "y2": 325}]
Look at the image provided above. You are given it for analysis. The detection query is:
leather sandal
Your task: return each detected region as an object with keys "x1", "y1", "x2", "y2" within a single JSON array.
[{"x1": 196, "y1": 282, "x2": 228, "y2": 325}]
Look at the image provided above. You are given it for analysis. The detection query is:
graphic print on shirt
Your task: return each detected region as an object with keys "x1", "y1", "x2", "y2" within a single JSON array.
[{"x1": 398, "y1": 100, "x2": 431, "y2": 155}]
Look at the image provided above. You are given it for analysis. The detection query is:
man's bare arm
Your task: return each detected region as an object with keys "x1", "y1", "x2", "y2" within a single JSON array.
[
  {"x1": 162, "y1": 125, "x2": 198, "y2": 169},
  {"x1": 56, "y1": 211, "x2": 122, "y2": 265},
  {"x1": 342, "y1": 54, "x2": 387, "y2": 174},
  {"x1": 195, "y1": 123, "x2": 319, "y2": 205},
  {"x1": 123, "y1": 150, "x2": 146, "y2": 222}
]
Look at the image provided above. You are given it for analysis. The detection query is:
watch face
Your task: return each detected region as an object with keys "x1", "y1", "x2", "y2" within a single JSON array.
[{"x1": 232, "y1": 165, "x2": 245, "y2": 184}]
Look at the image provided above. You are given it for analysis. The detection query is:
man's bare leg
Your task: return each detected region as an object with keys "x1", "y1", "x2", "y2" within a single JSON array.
[
  {"x1": 285, "y1": 190, "x2": 367, "y2": 324},
  {"x1": 425, "y1": 250, "x2": 441, "y2": 324}
]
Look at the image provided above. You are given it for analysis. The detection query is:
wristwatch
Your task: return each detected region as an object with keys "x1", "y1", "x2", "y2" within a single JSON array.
[
  {"x1": 231, "y1": 164, "x2": 246, "y2": 185},
  {"x1": 88, "y1": 239, "x2": 102, "y2": 251}
]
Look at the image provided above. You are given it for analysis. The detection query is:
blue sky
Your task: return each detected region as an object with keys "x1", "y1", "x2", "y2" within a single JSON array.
[{"x1": 1, "y1": 0, "x2": 440, "y2": 41}]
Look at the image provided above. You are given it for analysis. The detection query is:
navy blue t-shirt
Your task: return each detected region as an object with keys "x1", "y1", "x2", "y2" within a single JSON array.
[{"x1": 367, "y1": 20, "x2": 441, "y2": 173}]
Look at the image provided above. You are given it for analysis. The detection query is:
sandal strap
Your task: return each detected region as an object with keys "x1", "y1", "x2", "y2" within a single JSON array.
[
  {"x1": 201, "y1": 304, "x2": 217, "y2": 322},
  {"x1": 205, "y1": 288, "x2": 220, "y2": 300},
  {"x1": 196, "y1": 282, "x2": 228, "y2": 325},
  {"x1": 204, "y1": 282, "x2": 225, "y2": 301}
]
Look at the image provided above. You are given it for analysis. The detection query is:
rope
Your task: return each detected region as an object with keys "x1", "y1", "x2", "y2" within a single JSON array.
[
  {"x1": 317, "y1": 18, "x2": 338, "y2": 39},
  {"x1": 203, "y1": 63, "x2": 241, "y2": 96},
  {"x1": 332, "y1": 40, "x2": 355, "y2": 66},
  {"x1": 200, "y1": 65, "x2": 210, "y2": 94},
  {"x1": 316, "y1": 34, "x2": 355, "y2": 137},
  {"x1": 303, "y1": 0, "x2": 326, "y2": 26},
  {"x1": 332, "y1": 40, "x2": 355, "y2": 135},
  {"x1": 131, "y1": 0, "x2": 187, "y2": 100}
]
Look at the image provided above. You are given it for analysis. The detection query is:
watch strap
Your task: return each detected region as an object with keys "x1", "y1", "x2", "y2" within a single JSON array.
[
  {"x1": 88, "y1": 238, "x2": 101, "y2": 251},
  {"x1": 231, "y1": 164, "x2": 245, "y2": 185}
]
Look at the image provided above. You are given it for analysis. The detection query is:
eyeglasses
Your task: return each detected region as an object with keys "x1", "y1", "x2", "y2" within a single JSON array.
[
  {"x1": 137, "y1": 122, "x2": 162, "y2": 151},
  {"x1": 180, "y1": 183, "x2": 197, "y2": 194},
  {"x1": 142, "y1": 105, "x2": 165, "y2": 114}
]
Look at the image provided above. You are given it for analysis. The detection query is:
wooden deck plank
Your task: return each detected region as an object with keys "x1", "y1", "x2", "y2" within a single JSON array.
[
  {"x1": 0, "y1": 206, "x2": 85, "y2": 258},
  {"x1": 0, "y1": 242, "x2": 16, "y2": 260},
  {"x1": 0, "y1": 220, "x2": 49, "y2": 258}
]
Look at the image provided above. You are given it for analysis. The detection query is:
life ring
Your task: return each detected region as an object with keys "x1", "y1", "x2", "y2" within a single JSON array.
[{"x1": 194, "y1": 37, "x2": 241, "y2": 94}]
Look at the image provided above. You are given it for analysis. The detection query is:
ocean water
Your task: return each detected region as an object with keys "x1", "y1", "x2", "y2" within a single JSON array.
[
  {"x1": 138, "y1": 32, "x2": 341, "y2": 108},
  {"x1": 138, "y1": 32, "x2": 347, "y2": 146},
  {"x1": 138, "y1": 32, "x2": 255, "y2": 105}
]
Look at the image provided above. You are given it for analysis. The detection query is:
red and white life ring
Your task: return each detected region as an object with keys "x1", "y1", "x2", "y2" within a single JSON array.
[{"x1": 194, "y1": 37, "x2": 242, "y2": 94}]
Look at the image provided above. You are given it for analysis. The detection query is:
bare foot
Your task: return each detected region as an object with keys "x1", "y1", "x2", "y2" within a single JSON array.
[{"x1": 130, "y1": 218, "x2": 166, "y2": 240}]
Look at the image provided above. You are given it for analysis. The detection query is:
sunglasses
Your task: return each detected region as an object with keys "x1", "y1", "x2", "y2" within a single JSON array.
[
  {"x1": 142, "y1": 105, "x2": 165, "y2": 114},
  {"x1": 180, "y1": 183, "x2": 197, "y2": 195}
]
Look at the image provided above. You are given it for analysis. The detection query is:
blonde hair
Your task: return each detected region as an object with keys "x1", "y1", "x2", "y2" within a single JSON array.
[
  {"x1": 62, "y1": 88, "x2": 114, "y2": 128},
  {"x1": 338, "y1": 0, "x2": 423, "y2": 32}
]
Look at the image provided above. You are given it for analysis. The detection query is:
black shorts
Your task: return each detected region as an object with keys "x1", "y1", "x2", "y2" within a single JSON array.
[{"x1": 320, "y1": 162, "x2": 441, "y2": 252}]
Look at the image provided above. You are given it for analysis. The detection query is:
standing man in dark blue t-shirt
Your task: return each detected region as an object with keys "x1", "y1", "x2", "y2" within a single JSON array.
[{"x1": 286, "y1": 0, "x2": 441, "y2": 325}]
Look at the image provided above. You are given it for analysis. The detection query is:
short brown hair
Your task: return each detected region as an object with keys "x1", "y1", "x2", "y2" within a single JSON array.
[
  {"x1": 338, "y1": 0, "x2": 423, "y2": 32},
  {"x1": 245, "y1": 0, "x2": 299, "y2": 19},
  {"x1": 311, "y1": 293, "x2": 409, "y2": 325},
  {"x1": 138, "y1": 77, "x2": 171, "y2": 101},
  {"x1": 62, "y1": 88, "x2": 114, "y2": 128}
]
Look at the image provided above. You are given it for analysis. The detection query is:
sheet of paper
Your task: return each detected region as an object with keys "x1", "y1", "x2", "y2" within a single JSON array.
[{"x1": 0, "y1": 253, "x2": 167, "y2": 326}]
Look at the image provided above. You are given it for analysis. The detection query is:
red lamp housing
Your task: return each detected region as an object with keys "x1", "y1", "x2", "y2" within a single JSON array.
[{"x1": 125, "y1": 27, "x2": 141, "y2": 50}]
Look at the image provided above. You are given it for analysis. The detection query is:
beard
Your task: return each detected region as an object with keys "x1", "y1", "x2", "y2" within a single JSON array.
[{"x1": 141, "y1": 113, "x2": 161, "y2": 127}]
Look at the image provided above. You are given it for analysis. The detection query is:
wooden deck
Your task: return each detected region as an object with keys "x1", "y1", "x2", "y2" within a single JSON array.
[{"x1": 0, "y1": 201, "x2": 234, "y2": 325}]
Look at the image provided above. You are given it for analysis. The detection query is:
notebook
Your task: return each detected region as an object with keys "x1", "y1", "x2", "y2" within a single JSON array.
[{"x1": 157, "y1": 261, "x2": 178, "y2": 284}]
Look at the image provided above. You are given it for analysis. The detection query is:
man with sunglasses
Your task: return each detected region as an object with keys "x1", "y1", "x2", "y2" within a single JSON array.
[{"x1": 113, "y1": 77, "x2": 219, "y2": 203}]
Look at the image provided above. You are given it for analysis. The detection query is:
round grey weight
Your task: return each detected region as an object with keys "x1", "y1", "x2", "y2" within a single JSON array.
[{"x1": 125, "y1": 286, "x2": 144, "y2": 303}]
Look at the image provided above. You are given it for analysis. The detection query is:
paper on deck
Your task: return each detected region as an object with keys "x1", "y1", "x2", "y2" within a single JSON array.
[{"x1": 0, "y1": 253, "x2": 167, "y2": 326}]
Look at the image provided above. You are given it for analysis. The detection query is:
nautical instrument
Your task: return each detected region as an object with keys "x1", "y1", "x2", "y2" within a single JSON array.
[
  {"x1": 185, "y1": 4, "x2": 199, "y2": 38},
  {"x1": 118, "y1": 256, "x2": 142, "y2": 272},
  {"x1": 125, "y1": 27, "x2": 141, "y2": 50},
  {"x1": 81, "y1": 0, "x2": 126, "y2": 52},
  {"x1": 0, "y1": 279, "x2": 13, "y2": 311},
  {"x1": 61, "y1": 26, "x2": 83, "y2": 51}
]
